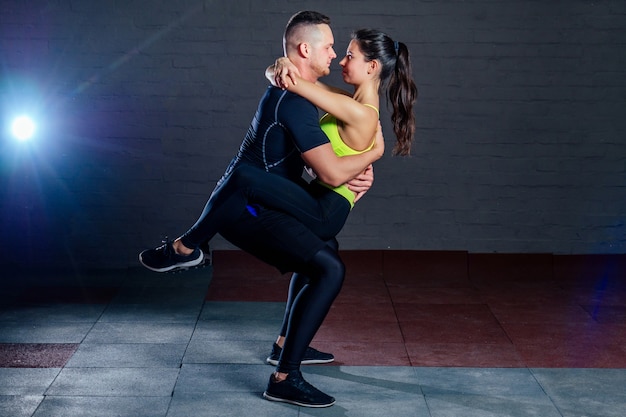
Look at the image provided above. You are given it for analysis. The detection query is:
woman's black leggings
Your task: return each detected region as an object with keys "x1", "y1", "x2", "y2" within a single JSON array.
[
  {"x1": 179, "y1": 164, "x2": 350, "y2": 248},
  {"x1": 276, "y1": 243, "x2": 345, "y2": 373}
]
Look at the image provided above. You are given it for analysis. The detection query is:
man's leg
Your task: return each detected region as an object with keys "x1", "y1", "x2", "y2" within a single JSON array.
[
  {"x1": 273, "y1": 246, "x2": 344, "y2": 374},
  {"x1": 266, "y1": 272, "x2": 334, "y2": 366},
  {"x1": 219, "y1": 208, "x2": 341, "y2": 407},
  {"x1": 263, "y1": 245, "x2": 344, "y2": 407},
  {"x1": 267, "y1": 238, "x2": 339, "y2": 366},
  {"x1": 273, "y1": 272, "x2": 308, "y2": 348}
]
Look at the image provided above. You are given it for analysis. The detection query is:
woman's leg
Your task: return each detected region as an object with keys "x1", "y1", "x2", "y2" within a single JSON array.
[{"x1": 141, "y1": 164, "x2": 348, "y2": 272}]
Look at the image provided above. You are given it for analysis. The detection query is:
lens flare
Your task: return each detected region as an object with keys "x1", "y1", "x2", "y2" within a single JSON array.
[{"x1": 11, "y1": 115, "x2": 36, "y2": 141}]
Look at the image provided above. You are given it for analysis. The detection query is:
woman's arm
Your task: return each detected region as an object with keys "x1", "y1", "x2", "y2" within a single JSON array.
[
  {"x1": 266, "y1": 61, "x2": 350, "y2": 96},
  {"x1": 313, "y1": 81, "x2": 351, "y2": 96},
  {"x1": 267, "y1": 59, "x2": 373, "y2": 128},
  {"x1": 290, "y1": 78, "x2": 375, "y2": 130}
]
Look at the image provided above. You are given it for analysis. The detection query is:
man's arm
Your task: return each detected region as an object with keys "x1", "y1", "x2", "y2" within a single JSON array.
[
  {"x1": 301, "y1": 141, "x2": 382, "y2": 188},
  {"x1": 279, "y1": 93, "x2": 384, "y2": 187},
  {"x1": 300, "y1": 122, "x2": 385, "y2": 187}
]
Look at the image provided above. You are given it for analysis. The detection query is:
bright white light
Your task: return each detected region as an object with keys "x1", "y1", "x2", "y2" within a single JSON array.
[{"x1": 11, "y1": 116, "x2": 36, "y2": 141}]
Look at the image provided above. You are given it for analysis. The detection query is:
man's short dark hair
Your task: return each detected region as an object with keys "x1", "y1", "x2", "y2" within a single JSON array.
[{"x1": 284, "y1": 10, "x2": 330, "y2": 39}]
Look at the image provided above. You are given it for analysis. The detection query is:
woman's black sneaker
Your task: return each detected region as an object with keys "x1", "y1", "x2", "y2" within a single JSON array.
[
  {"x1": 198, "y1": 240, "x2": 212, "y2": 266},
  {"x1": 263, "y1": 370, "x2": 335, "y2": 408},
  {"x1": 266, "y1": 343, "x2": 334, "y2": 366},
  {"x1": 139, "y1": 240, "x2": 204, "y2": 272}
]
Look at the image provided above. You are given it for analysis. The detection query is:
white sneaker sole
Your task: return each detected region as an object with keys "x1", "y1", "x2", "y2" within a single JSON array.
[
  {"x1": 139, "y1": 250, "x2": 204, "y2": 273},
  {"x1": 266, "y1": 357, "x2": 334, "y2": 366},
  {"x1": 263, "y1": 391, "x2": 335, "y2": 408}
]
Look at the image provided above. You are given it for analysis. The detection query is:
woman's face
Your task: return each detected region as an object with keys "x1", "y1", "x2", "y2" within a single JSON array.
[{"x1": 339, "y1": 40, "x2": 372, "y2": 85}]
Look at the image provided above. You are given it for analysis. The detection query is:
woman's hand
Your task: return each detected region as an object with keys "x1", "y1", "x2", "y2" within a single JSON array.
[
  {"x1": 347, "y1": 164, "x2": 375, "y2": 203},
  {"x1": 274, "y1": 57, "x2": 300, "y2": 89}
]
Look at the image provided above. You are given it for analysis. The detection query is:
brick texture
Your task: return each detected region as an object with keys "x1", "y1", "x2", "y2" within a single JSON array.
[{"x1": 0, "y1": 1, "x2": 624, "y2": 268}]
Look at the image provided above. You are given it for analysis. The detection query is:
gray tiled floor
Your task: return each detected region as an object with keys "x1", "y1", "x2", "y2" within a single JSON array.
[{"x1": 0, "y1": 267, "x2": 625, "y2": 416}]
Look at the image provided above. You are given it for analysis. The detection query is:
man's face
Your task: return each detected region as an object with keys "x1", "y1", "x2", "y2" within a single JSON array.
[{"x1": 308, "y1": 24, "x2": 337, "y2": 78}]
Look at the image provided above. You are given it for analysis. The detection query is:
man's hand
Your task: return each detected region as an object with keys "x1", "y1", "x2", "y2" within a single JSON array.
[{"x1": 347, "y1": 164, "x2": 374, "y2": 203}]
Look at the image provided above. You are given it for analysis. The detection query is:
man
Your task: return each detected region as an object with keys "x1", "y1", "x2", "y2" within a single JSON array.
[
  {"x1": 142, "y1": 11, "x2": 383, "y2": 407},
  {"x1": 220, "y1": 11, "x2": 383, "y2": 408}
]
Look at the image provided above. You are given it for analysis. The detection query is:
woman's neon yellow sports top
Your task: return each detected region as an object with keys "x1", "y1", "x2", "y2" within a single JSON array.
[{"x1": 318, "y1": 104, "x2": 379, "y2": 208}]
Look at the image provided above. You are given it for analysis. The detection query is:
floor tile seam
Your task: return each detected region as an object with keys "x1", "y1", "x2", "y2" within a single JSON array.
[
  {"x1": 91, "y1": 316, "x2": 204, "y2": 322},
  {"x1": 80, "y1": 300, "x2": 206, "y2": 373},
  {"x1": 42, "y1": 365, "x2": 70, "y2": 398},
  {"x1": 61, "y1": 365, "x2": 184, "y2": 370},
  {"x1": 180, "y1": 364, "x2": 420, "y2": 371},
  {"x1": 195, "y1": 319, "x2": 284, "y2": 325},
  {"x1": 63, "y1": 362, "x2": 184, "y2": 370},
  {"x1": 69, "y1": 309, "x2": 107, "y2": 348},
  {"x1": 106, "y1": 301, "x2": 201, "y2": 309},
  {"x1": 202, "y1": 300, "x2": 286, "y2": 304},
  {"x1": 525, "y1": 368, "x2": 566, "y2": 415},
  {"x1": 397, "y1": 312, "x2": 508, "y2": 325},
  {"x1": 331, "y1": 299, "x2": 398, "y2": 304},
  {"x1": 95, "y1": 321, "x2": 203, "y2": 325},
  {"x1": 290, "y1": 364, "x2": 621, "y2": 380},
  {"x1": 40, "y1": 393, "x2": 177, "y2": 399},
  {"x1": 321, "y1": 318, "x2": 402, "y2": 325},
  {"x1": 89, "y1": 321, "x2": 202, "y2": 325},
  {"x1": 0, "y1": 299, "x2": 113, "y2": 304},
  {"x1": 318, "y1": 341, "x2": 413, "y2": 345},
  {"x1": 0, "y1": 320, "x2": 103, "y2": 325},
  {"x1": 71, "y1": 342, "x2": 190, "y2": 346},
  {"x1": 491, "y1": 320, "x2": 601, "y2": 327},
  {"x1": 399, "y1": 337, "x2": 416, "y2": 367},
  {"x1": 382, "y1": 281, "x2": 406, "y2": 350},
  {"x1": 0, "y1": 342, "x2": 80, "y2": 346},
  {"x1": 402, "y1": 340, "x2": 518, "y2": 346},
  {"x1": 528, "y1": 366, "x2": 626, "y2": 371},
  {"x1": 180, "y1": 361, "x2": 271, "y2": 366},
  {"x1": 497, "y1": 323, "x2": 626, "y2": 344},
  {"x1": 487, "y1": 302, "x2": 593, "y2": 314},
  {"x1": 34, "y1": 394, "x2": 174, "y2": 398},
  {"x1": 177, "y1": 297, "x2": 215, "y2": 374}
]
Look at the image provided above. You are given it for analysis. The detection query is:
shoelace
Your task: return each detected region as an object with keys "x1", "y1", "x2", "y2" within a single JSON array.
[{"x1": 160, "y1": 237, "x2": 174, "y2": 257}]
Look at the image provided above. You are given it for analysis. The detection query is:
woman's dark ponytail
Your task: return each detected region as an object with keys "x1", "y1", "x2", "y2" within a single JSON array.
[
  {"x1": 353, "y1": 29, "x2": 418, "y2": 156},
  {"x1": 388, "y1": 41, "x2": 417, "y2": 156}
]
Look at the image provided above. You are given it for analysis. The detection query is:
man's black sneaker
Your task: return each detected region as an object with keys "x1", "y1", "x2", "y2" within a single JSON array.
[
  {"x1": 263, "y1": 370, "x2": 335, "y2": 408},
  {"x1": 266, "y1": 343, "x2": 334, "y2": 366},
  {"x1": 139, "y1": 240, "x2": 204, "y2": 272}
]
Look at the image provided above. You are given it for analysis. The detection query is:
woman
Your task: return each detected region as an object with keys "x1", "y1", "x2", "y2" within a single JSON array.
[{"x1": 140, "y1": 28, "x2": 417, "y2": 273}]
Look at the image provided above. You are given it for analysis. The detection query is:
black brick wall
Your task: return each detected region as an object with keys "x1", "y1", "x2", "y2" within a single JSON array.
[{"x1": 1, "y1": 0, "x2": 625, "y2": 268}]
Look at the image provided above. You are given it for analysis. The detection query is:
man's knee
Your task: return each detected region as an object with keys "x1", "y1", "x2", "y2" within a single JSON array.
[
  {"x1": 324, "y1": 238, "x2": 339, "y2": 252},
  {"x1": 311, "y1": 246, "x2": 345, "y2": 288}
]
